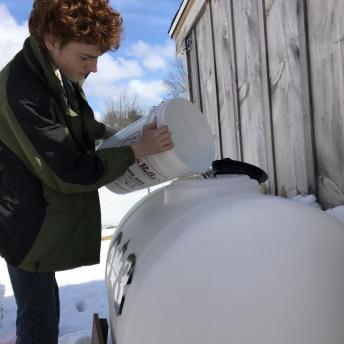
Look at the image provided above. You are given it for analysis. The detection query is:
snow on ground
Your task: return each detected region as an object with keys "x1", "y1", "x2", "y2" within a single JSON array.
[
  {"x1": 99, "y1": 187, "x2": 149, "y2": 229},
  {"x1": 291, "y1": 194, "x2": 344, "y2": 223},
  {"x1": 325, "y1": 205, "x2": 344, "y2": 223},
  {"x1": 0, "y1": 192, "x2": 343, "y2": 343},
  {"x1": 0, "y1": 240, "x2": 111, "y2": 344}
]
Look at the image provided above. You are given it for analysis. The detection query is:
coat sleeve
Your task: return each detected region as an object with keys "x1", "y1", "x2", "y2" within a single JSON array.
[
  {"x1": 3, "y1": 96, "x2": 135, "y2": 194},
  {"x1": 93, "y1": 119, "x2": 106, "y2": 140}
]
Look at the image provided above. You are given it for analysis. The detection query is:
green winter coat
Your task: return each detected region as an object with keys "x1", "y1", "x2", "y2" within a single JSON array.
[{"x1": 0, "y1": 37, "x2": 135, "y2": 272}]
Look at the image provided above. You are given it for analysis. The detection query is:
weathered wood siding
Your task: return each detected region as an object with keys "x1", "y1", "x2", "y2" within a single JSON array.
[
  {"x1": 186, "y1": 30, "x2": 202, "y2": 110},
  {"x1": 231, "y1": 0, "x2": 276, "y2": 192},
  {"x1": 265, "y1": 0, "x2": 316, "y2": 196},
  {"x1": 176, "y1": 0, "x2": 344, "y2": 208},
  {"x1": 195, "y1": 3, "x2": 222, "y2": 159},
  {"x1": 211, "y1": 0, "x2": 241, "y2": 160},
  {"x1": 307, "y1": 0, "x2": 344, "y2": 208}
]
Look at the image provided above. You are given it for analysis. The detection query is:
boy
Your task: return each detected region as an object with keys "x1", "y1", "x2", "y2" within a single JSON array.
[{"x1": 0, "y1": 0, "x2": 173, "y2": 342}]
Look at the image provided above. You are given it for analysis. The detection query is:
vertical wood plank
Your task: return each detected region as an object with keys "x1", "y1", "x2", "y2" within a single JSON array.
[
  {"x1": 180, "y1": 49, "x2": 191, "y2": 101},
  {"x1": 195, "y1": 2, "x2": 222, "y2": 159},
  {"x1": 307, "y1": 0, "x2": 344, "y2": 208},
  {"x1": 186, "y1": 30, "x2": 202, "y2": 110},
  {"x1": 264, "y1": 0, "x2": 316, "y2": 197},
  {"x1": 297, "y1": 0, "x2": 317, "y2": 196},
  {"x1": 211, "y1": 0, "x2": 241, "y2": 160},
  {"x1": 232, "y1": 0, "x2": 276, "y2": 192}
]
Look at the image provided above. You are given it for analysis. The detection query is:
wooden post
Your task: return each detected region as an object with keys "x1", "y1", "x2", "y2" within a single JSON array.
[{"x1": 91, "y1": 313, "x2": 108, "y2": 344}]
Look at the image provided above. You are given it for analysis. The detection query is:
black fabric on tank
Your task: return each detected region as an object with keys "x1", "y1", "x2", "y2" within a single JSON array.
[
  {"x1": 6, "y1": 51, "x2": 105, "y2": 186},
  {"x1": 0, "y1": 142, "x2": 45, "y2": 265}
]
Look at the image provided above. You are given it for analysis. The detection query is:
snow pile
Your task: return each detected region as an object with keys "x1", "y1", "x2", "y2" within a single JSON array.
[
  {"x1": 290, "y1": 194, "x2": 321, "y2": 209},
  {"x1": 325, "y1": 206, "x2": 344, "y2": 223},
  {"x1": 58, "y1": 331, "x2": 92, "y2": 344},
  {"x1": 99, "y1": 187, "x2": 148, "y2": 229},
  {"x1": 0, "y1": 241, "x2": 111, "y2": 344},
  {"x1": 99, "y1": 183, "x2": 169, "y2": 229},
  {"x1": 291, "y1": 194, "x2": 344, "y2": 223},
  {"x1": 0, "y1": 284, "x2": 4, "y2": 331}
]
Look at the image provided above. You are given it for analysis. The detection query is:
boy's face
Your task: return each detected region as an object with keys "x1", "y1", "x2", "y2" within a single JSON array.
[{"x1": 44, "y1": 35, "x2": 103, "y2": 82}]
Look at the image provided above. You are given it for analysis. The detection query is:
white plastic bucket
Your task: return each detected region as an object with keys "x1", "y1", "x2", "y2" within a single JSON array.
[{"x1": 99, "y1": 98, "x2": 215, "y2": 193}]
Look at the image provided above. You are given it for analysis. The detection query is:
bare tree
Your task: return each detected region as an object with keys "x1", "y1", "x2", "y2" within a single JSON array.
[
  {"x1": 163, "y1": 55, "x2": 188, "y2": 99},
  {"x1": 102, "y1": 90, "x2": 143, "y2": 132}
]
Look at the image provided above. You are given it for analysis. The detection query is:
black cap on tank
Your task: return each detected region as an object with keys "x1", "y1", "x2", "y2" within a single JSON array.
[{"x1": 211, "y1": 158, "x2": 268, "y2": 184}]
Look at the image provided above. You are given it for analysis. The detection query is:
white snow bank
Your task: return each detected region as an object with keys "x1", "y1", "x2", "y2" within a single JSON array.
[
  {"x1": 0, "y1": 284, "x2": 4, "y2": 331},
  {"x1": 99, "y1": 187, "x2": 148, "y2": 229},
  {"x1": 326, "y1": 205, "x2": 344, "y2": 223},
  {"x1": 99, "y1": 183, "x2": 170, "y2": 229},
  {"x1": 58, "y1": 330, "x2": 91, "y2": 344},
  {"x1": 290, "y1": 194, "x2": 344, "y2": 224},
  {"x1": 0, "y1": 241, "x2": 110, "y2": 343},
  {"x1": 0, "y1": 336, "x2": 15, "y2": 344},
  {"x1": 290, "y1": 194, "x2": 321, "y2": 209}
]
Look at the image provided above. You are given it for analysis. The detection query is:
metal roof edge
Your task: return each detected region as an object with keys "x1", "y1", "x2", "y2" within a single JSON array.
[{"x1": 168, "y1": 0, "x2": 190, "y2": 38}]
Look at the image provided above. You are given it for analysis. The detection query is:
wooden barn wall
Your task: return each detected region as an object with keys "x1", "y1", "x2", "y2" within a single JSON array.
[
  {"x1": 194, "y1": 2, "x2": 222, "y2": 159},
  {"x1": 230, "y1": 0, "x2": 276, "y2": 193},
  {"x1": 211, "y1": 0, "x2": 241, "y2": 161},
  {"x1": 264, "y1": 0, "x2": 316, "y2": 197},
  {"x1": 183, "y1": 0, "x2": 344, "y2": 208},
  {"x1": 306, "y1": 0, "x2": 344, "y2": 208}
]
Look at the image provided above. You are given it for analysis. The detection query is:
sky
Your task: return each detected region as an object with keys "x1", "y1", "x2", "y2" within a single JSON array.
[{"x1": 0, "y1": 0, "x2": 182, "y2": 117}]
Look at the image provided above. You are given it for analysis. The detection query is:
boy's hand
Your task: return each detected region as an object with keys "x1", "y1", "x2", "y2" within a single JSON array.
[{"x1": 131, "y1": 118, "x2": 174, "y2": 159}]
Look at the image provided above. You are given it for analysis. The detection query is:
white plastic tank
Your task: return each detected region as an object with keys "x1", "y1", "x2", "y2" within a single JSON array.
[{"x1": 105, "y1": 163, "x2": 344, "y2": 344}]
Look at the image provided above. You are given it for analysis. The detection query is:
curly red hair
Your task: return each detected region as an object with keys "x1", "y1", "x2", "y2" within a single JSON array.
[{"x1": 29, "y1": 0, "x2": 123, "y2": 52}]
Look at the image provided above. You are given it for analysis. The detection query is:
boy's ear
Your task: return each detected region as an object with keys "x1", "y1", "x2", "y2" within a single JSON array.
[{"x1": 43, "y1": 34, "x2": 61, "y2": 52}]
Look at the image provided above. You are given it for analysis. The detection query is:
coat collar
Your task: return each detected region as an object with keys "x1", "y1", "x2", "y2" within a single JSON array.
[{"x1": 22, "y1": 37, "x2": 87, "y2": 110}]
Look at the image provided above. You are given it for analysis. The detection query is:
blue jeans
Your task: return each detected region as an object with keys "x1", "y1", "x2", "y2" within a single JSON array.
[{"x1": 7, "y1": 264, "x2": 60, "y2": 344}]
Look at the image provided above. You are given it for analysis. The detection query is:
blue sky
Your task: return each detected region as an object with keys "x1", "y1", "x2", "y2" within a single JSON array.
[{"x1": 0, "y1": 0, "x2": 182, "y2": 116}]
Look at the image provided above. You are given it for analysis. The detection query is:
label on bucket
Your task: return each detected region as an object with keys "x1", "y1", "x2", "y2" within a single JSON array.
[
  {"x1": 112, "y1": 158, "x2": 167, "y2": 193},
  {"x1": 106, "y1": 129, "x2": 168, "y2": 193}
]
